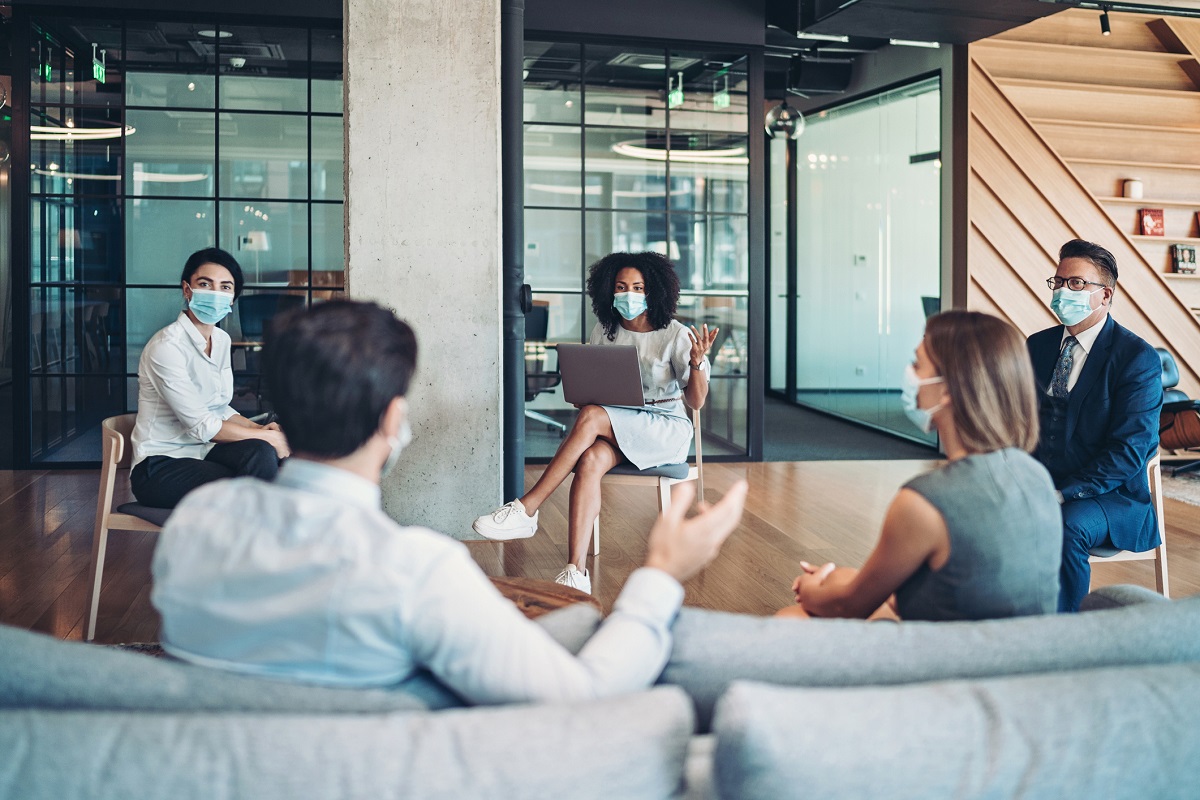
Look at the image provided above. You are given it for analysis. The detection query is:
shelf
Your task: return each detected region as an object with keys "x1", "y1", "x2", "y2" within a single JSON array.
[
  {"x1": 975, "y1": 39, "x2": 1188, "y2": 60},
  {"x1": 996, "y1": 76, "x2": 1200, "y2": 100},
  {"x1": 1031, "y1": 118, "x2": 1200, "y2": 136},
  {"x1": 1162, "y1": 273, "x2": 1200, "y2": 280},
  {"x1": 1067, "y1": 158, "x2": 1200, "y2": 172},
  {"x1": 1131, "y1": 235, "x2": 1200, "y2": 244},
  {"x1": 1099, "y1": 196, "x2": 1200, "y2": 208}
]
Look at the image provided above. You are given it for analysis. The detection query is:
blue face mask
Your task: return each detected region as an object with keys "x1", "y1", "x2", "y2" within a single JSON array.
[
  {"x1": 613, "y1": 291, "x2": 647, "y2": 321},
  {"x1": 1050, "y1": 287, "x2": 1101, "y2": 327},
  {"x1": 901, "y1": 363, "x2": 945, "y2": 434},
  {"x1": 187, "y1": 288, "x2": 234, "y2": 325}
]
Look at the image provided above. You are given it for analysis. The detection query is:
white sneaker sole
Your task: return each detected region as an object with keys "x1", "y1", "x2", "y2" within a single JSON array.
[{"x1": 472, "y1": 520, "x2": 537, "y2": 541}]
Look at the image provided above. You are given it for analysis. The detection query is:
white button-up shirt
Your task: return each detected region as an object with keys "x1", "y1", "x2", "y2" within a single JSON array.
[
  {"x1": 1054, "y1": 314, "x2": 1106, "y2": 394},
  {"x1": 151, "y1": 459, "x2": 685, "y2": 704},
  {"x1": 131, "y1": 312, "x2": 237, "y2": 468}
]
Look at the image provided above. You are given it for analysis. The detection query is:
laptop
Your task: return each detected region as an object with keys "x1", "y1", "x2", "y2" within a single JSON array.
[{"x1": 556, "y1": 343, "x2": 645, "y2": 407}]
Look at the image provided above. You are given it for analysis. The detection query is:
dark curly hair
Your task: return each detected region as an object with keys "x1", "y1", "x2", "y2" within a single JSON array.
[{"x1": 586, "y1": 251, "x2": 680, "y2": 341}]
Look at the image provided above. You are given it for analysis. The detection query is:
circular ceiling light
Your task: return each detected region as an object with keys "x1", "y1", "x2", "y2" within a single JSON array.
[{"x1": 611, "y1": 135, "x2": 747, "y2": 165}]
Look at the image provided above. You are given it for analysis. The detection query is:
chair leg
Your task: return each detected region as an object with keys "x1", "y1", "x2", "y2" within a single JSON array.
[
  {"x1": 1169, "y1": 459, "x2": 1200, "y2": 477},
  {"x1": 591, "y1": 514, "x2": 600, "y2": 557},
  {"x1": 658, "y1": 479, "x2": 672, "y2": 513},
  {"x1": 84, "y1": 525, "x2": 109, "y2": 642},
  {"x1": 1156, "y1": 542, "x2": 1170, "y2": 598}
]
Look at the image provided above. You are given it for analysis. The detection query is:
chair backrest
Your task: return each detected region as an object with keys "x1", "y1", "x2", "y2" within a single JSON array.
[
  {"x1": 526, "y1": 304, "x2": 550, "y2": 341},
  {"x1": 102, "y1": 413, "x2": 138, "y2": 470},
  {"x1": 1148, "y1": 453, "x2": 1164, "y2": 541},
  {"x1": 1157, "y1": 347, "x2": 1180, "y2": 392}
]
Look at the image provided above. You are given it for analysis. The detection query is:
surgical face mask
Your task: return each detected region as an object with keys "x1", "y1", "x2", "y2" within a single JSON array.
[
  {"x1": 613, "y1": 291, "x2": 648, "y2": 321},
  {"x1": 381, "y1": 420, "x2": 412, "y2": 479},
  {"x1": 901, "y1": 363, "x2": 945, "y2": 434},
  {"x1": 187, "y1": 288, "x2": 234, "y2": 325},
  {"x1": 1050, "y1": 287, "x2": 1102, "y2": 327}
]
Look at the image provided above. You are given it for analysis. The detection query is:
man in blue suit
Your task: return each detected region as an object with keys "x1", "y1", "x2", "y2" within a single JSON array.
[{"x1": 1027, "y1": 239, "x2": 1162, "y2": 612}]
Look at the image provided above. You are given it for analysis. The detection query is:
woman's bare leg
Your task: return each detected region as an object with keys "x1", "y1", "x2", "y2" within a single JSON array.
[
  {"x1": 520, "y1": 405, "x2": 616, "y2": 513},
  {"x1": 566, "y1": 439, "x2": 622, "y2": 567},
  {"x1": 774, "y1": 605, "x2": 812, "y2": 619}
]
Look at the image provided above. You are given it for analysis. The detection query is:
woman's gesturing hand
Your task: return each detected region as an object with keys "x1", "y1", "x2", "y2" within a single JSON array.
[{"x1": 688, "y1": 324, "x2": 719, "y2": 366}]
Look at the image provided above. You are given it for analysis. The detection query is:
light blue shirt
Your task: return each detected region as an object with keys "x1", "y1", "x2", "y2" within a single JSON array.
[{"x1": 151, "y1": 459, "x2": 684, "y2": 705}]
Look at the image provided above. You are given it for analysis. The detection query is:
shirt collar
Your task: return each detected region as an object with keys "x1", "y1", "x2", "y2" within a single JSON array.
[
  {"x1": 276, "y1": 458, "x2": 382, "y2": 510},
  {"x1": 173, "y1": 311, "x2": 210, "y2": 353},
  {"x1": 1061, "y1": 313, "x2": 1106, "y2": 355}
]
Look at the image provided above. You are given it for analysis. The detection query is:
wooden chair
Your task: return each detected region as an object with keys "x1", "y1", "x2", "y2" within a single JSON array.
[
  {"x1": 589, "y1": 407, "x2": 704, "y2": 556},
  {"x1": 85, "y1": 414, "x2": 172, "y2": 641},
  {"x1": 1088, "y1": 454, "x2": 1169, "y2": 597}
]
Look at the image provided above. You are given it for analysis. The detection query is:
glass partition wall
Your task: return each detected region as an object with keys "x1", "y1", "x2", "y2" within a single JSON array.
[
  {"x1": 17, "y1": 13, "x2": 342, "y2": 464},
  {"x1": 523, "y1": 40, "x2": 751, "y2": 458},
  {"x1": 770, "y1": 77, "x2": 941, "y2": 445}
]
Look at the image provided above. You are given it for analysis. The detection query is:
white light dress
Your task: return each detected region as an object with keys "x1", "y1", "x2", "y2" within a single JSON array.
[{"x1": 587, "y1": 319, "x2": 707, "y2": 469}]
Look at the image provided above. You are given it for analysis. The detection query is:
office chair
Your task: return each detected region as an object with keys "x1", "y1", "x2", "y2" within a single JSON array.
[
  {"x1": 1156, "y1": 347, "x2": 1200, "y2": 476},
  {"x1": 525, "y1": 304, "x2": 567, "y2": 436}
]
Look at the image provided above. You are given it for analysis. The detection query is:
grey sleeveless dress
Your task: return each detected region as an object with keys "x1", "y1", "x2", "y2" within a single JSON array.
[{"x1": 895, "y1": 448, "x2": 1062, "y2": 621}]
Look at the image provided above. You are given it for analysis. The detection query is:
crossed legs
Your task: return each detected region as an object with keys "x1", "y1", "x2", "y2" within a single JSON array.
[{"x1": 521, "y1": 405, "x2": 621, "y2": 568}]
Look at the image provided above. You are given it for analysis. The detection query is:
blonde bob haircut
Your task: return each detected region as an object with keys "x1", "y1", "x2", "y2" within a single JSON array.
[{"x1": 923, "y1": 310, "x2": 1039, "y2": 454}]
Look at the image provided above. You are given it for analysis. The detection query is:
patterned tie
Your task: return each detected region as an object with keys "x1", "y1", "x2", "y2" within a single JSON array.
[{"x1": 1050, "y1": 336, "x2": 1079, "y2": 399}]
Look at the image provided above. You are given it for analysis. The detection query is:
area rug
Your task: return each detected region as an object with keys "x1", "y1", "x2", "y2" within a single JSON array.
[{"x1": 1161, "y1": 470, "x2": 1200, "y2": 506}]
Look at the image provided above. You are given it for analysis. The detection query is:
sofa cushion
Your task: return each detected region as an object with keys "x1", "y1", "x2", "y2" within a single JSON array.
[
  {"x1": 662, "y1": 593, "x2": 1200, "y2": 730},
  {"x1": 0, "y1": 603, "x2": 602, "y2": 714},
  {"x1": 0, "y1": 686, "x2": 694, "y2": 800},
  {"x1": 712, "y1": 665, "x2": 1200, "y2": 800}
]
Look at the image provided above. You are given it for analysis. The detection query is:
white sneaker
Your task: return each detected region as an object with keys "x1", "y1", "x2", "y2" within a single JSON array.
[
  {"x1": 555, "y1": 564, "x2": 591, "y2": 594},
  {"x1": 472, "y1": 499, "x2": 538, "y2": 540}
]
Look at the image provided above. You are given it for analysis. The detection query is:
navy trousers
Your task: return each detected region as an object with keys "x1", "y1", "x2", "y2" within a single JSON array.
[
  {"x1": 131, "y1": 439, "x2": 280, "y2": 509},
  {"x1": 1058, "y1": 497, "x2": 1112, "y2": 613}
]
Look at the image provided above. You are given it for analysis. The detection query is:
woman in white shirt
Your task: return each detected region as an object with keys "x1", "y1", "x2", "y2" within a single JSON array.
[
  {"x1": 473, "y1": 252, "x2": 719, "y2": 594},
  {"x1": 130, "y1": 248, "x2": 289, "y2": 509}
]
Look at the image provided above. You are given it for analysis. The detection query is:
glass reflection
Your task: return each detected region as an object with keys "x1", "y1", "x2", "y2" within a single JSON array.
[
  {"x1": 218, "y1": 25, "x2": 310, "y2": 112},
  {"x1": 125, "y1": 20, "x2": 214, "y2": 107},
  {"x1": 671, "y1": 214, "x2": 749, "y2": 291},
  {"x1": 219, "y1": 201, "x2": 307, "y2": 285},
  {"x1": 523, "y1": 41, "x2": 581, "y2": 125},
  {"x1": 30, "y1": 106, "x2": 124, "y2": 194},
  {"x1": 526, "y1": 208, "x2": 582, "y2": 289},
  {"x1": 668, "y1": 51, "x2": 748, "y2": 133},
  {"x1": 584, "y1": 128, "x2": 667, "y2": 210},
  {"x1": 311, "y1": 116, "x2": 344, "y2": 201},
  {"x1": 30, "y1": 286, "x2": 124, "y2": 376},
  {"x1": 524, "y1": 124, "x2": 581, "y2": 208},
  {"x1": 220, "y1": 113, "x2": 309, "y2": 199},
  {"x1": 312, "y1": 203, "x2": 345, "y2": 277},
  {"x1": 31, "y1": 198, "x2": 122, "y2": 284},
  {"x1": 125, "y1": 109, "x2": 216, "y2": 196},
  {"x1": 125, "y1": 199, "x2": 216, "y2": 285},
  {"x1": 582, "y1": 44, "x2": 667, "y2": 128}
]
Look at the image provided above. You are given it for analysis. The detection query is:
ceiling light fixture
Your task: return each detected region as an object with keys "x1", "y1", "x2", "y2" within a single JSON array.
[
  {"x1": 197, "y1": 29, "x2": 233, "y2": 39},
  {"x1": 1100, "y1": 6, "x2": 1112, "y2": 33},
  {"x1": 765, "y1": 100, "x2": 806, "y2": 140},
  {"x1": 889, "y1": 38, "x2": 941, "y2": 48},
  {"x1": 794, "y1": 32, "x2": 851, "y2": 43},
  {"x1": 31, "y1": 124, "x2": 135, "y2": 141},
  {"x1": 638, "y1": 62, "x2": 668, "y2": 70},
  {"x1": 611, "y1": 140, "x2": 748, "y2": 165}
]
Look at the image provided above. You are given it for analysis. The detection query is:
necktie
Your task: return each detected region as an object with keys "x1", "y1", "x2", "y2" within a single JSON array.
[{"x1": 1050, "y1": 336, "x2": 1078, "y2": 399}]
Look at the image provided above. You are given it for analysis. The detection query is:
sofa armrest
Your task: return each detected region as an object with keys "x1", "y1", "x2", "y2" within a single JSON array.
[{"x1": 1080, "y1": 584, "x2": 1171, "y2": 612}]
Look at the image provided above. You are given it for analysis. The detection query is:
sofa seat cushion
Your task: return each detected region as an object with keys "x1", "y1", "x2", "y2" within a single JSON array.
[
  {"x1": 662, "y1": 593, "x2": 1200, "y2": 730},
  {"x1": 0, "y1": 604, "x2": 602, "y2": 714},
  {"x1": 0, "y1": 686, "x2": 694, "y2": 800},
  {"x1": 713, "y1": 665, "x2": 1200, "y2": 800}
]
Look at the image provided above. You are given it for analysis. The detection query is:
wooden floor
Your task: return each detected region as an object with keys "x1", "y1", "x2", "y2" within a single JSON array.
[{"x1": 2, "y1": 461, "x2": 1197, "y2": 644}]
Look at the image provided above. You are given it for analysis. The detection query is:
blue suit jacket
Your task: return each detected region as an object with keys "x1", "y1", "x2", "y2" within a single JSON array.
[{"x1": 1027, "y1": 316, "x2": 1162, "y2": 551}]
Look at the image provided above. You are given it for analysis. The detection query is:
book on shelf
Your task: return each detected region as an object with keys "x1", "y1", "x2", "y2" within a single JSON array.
[
  {"x1": 1140, "y1": 208, "x2": 1165, "y2": 236},
  {"x1": 1173, "y1": 244, "x2": 1197, "y2": 274}
]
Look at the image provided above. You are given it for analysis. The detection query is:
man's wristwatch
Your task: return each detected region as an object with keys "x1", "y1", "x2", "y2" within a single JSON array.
[{"x1": 690, "y1": 358, "x2": 709, "y2": 371}]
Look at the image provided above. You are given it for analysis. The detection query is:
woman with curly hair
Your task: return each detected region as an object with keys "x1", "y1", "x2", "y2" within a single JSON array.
[{"x1": 472, "y1": 251, "x2": 719, "y2": 594}]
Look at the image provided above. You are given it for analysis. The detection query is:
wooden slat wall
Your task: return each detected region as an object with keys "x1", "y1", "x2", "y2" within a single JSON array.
[{"x1": 967, "y1": 9, "x2": 1200, "y2": 397}]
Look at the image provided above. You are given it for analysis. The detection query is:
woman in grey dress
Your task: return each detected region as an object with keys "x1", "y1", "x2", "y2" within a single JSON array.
[
  {"x1": 780, "y1": 310, "x2": 1063, "y2": 622},
  {"x1": 473, "y1": 252, "x2": 719, "y2": 594}
]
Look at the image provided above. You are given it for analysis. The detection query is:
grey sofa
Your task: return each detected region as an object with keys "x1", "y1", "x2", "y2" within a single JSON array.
[{"x1": 3, "y1": 587, "x2": 1198, "y2": 800}]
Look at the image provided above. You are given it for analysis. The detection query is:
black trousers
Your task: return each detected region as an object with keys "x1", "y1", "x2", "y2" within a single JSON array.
[{"x1": 130, "y1": 439, "x2": 280, "y2": 509}]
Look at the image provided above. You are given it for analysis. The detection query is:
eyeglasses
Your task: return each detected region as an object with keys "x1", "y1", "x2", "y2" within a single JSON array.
[{"x1": 1046, "y1": 277, "x2": 1108, "y2": 291}]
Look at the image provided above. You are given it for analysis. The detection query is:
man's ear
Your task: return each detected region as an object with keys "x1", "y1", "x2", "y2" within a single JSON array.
[{"x1": 380, "y1": 396, "x2": 408, "y2": 440}]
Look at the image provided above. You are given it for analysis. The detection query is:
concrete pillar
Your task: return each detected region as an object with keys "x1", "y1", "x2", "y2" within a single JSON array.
[{"x1": 345, "y1": 0, "x2": 501, "y2": 536}]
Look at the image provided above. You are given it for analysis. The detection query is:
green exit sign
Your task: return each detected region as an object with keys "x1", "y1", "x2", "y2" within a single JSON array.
[
  {"x1": 93, "y1": 59, "x2": 106, "y2": 83},
  {"x1": 713, "y1": 90, "x2": 730, "y2": 109},
  {"x1": 668, "y1": 87, "x2": 684, "y2": 108},
  {"x1": 41, "y1": 63, "x2": 52, "y2": 82}
]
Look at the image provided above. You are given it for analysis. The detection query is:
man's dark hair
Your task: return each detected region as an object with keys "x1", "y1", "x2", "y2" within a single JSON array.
[
  {"x1": 586, "y1": 251, "x2": 680, "y2": 341},
  {"x1": 264, "y1": 300, "x2": 418, "y2": 458},
  {"x1": 1059, "y1": 239, "x2": 1118, "y2": 285},
  {"x1": 181, "y1": 247, "x2": 246, "y2": 299}
]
